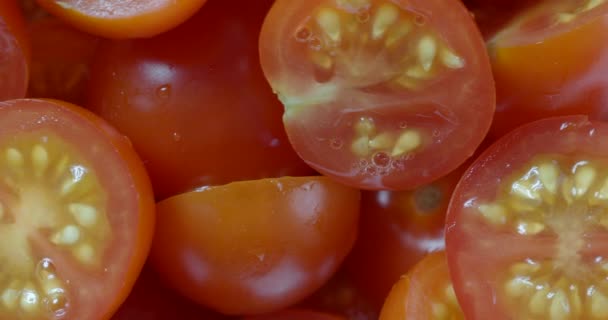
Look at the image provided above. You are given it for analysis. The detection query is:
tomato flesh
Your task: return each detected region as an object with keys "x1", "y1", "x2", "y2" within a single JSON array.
[
  {"x1": 447, "y1": 116, "x2": 608, "y2": 319},
  {"x1": 0, "y1": 99, "x2": 154, "y2": 320},
  {"x1": 259, "y1": 0, "x2": 495, "y2": 190}
]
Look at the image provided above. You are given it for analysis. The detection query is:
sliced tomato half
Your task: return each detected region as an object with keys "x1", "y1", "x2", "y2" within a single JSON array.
[
  {"x1": 446, "y1": 116, "x2": 608, "y2": 319},
  {"x1": 0, "y1": 99, "x2": 155, "y2": 320},
  {"x1": 259, "y1": 0, "x2": 495, "y2": 190}
]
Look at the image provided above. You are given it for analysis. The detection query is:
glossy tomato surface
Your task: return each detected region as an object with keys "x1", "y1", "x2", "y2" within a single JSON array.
[
  {"x1": 243, "y1": 309, "x2": 345, "y2": 320},
  {"x1": 447, "y1": 116, "x2": 608, "y2": 319},
  {"x1": 379, "y1": 251, "x2": 463, "y2": 320},
  {"x1": 0, "y1": 99, "x2": 154, "y2": 320},
  {"x1": 87, "y1": 0, "x2": 312, "y2": 199},
  {"x1": 488, "y1": 0, "x2": 608, "y2": 139},
  {"x1": 0, "y1": 0, "x2": 29, "y2": 101},
  {"x1": 35, "y1": 0, "x2": 207, "y2": 38},
  {"x1": 345, "y1": 165, "x2": 465, "y2": 308},
  {"x1": 150, "y1": 176, "x2": 360, "y2": 315},
  {"x1": 259, "y1": 0, "x2": 495, "y2": 190}
]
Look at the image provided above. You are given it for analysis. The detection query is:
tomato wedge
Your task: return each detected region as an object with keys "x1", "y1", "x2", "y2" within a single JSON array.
[
  {"x1": 488, "y1": 0, "x2": 608, "y2": 139},
  {"x1": 150, "y1": 176, "x2": 360, "y2": 315},
  {"x1": 379, "y1": 251, "x2": 463, "y2": 320},
  {"x1": 259, "y1": 0, "x2": 495, "y2": 190},
  {"x1": 446, "y1": 115, "x2": 608, "y2": 319},
  {"x1": 0, "y1": 0, "x2": 29, "y2": 101},
  {"x1": 34, "y1": 0, "x2": 208, "y2": 39},
  {"x1": 0, "y1": 99, "x2": 154, "y2": 319}
]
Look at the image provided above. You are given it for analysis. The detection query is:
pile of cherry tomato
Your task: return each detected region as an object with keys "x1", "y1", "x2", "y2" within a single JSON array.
[{"x1": 1, "y1": 0, "x2": 607, "y2": 319}]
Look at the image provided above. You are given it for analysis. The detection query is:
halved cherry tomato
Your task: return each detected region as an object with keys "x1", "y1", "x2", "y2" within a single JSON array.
[
  {"x1": 259, "y1": 0, "x2": 495, "y2": 190},
  {"x1": 446, "y1": 115, "x2": 608, "y2": 319},
  {"x1": 0, "y1": 0, "x2": 29, "y2": 101},
  {"x1": 345, "y1": 164, "x2": 465, "y2": 308},
  {"x1": 379, "y1": 251, "x2": 464, "y2": 320},
  {"x1": 0, "y1": 99, "x2": 154, "y2": 320},
  {"x1": 111, "y1": 265, "x2": 225, "y2": 320},
  {"x1": 87, "y1": 0, "x2": 312, "y2": 199},
  {"x1": 150, "y1": 176, "x2": 360, "y2": 315},
  {"x1": 27, "y1": 17, "x2": 100, "y2": 105},
  {"x1": 243, "y1": 309, "x2": 345, "y2": 320},
  {"x1": 487, "y1": 0, "x2": 608, "y2": 139},
  {"x1": 34, "y1": 0, "x2": 207, "y2": 39}
]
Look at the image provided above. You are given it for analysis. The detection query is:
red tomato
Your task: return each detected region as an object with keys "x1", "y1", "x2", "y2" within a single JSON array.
[
  {"x1": 345, "y1": 165, "x2": 465, "y2": 308},
  {"x1": 487, "y1": 0, "x2": 608, "y2": 139},
  {"x1": 27, "y1": 17, "x2": 100, "y2": 104},
  {"x1": 111, "y1": 265, "x2": 225, "y2": 320},
  {"x1": 259, "y1": 0, "x2": 495, "y2": 190},
  {"x1": 243, "y1": 309, "x2": 345, "y2": 320},
  {"x1": 446, "y1": 115, "x2": 608, "y2": 319},
  {"x1": 0, "y1": 99, "x2": 154, "y2": 319},
  {"x1": 87, "y1": 0, "x2": 313, "y2": 199},
  {"x1": 150, "y1": 176, "x2": 360, "y2": 315},
  {"x1": 379, "y1": 251, "x2": 464, "y2": 320},
  {"x1": 0, "y1": 0, "x2": 29, "y2": 101},
  {"x1": 34, "y1": 0, "x2": 207, "y2": 39}
]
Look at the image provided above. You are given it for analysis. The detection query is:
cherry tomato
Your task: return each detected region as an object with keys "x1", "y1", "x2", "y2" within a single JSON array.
[
  {"x1": 259, "y1": 0, "x2": 495, "y2": 190},
  {"x1": 344, "y1": 165, "x2": 465, "y2": 308},
  {"x1": 0, "y1": 0, "x2": 29, "y2": 101},
  {"x1": 379, "y1": 251, "x2": 464, "y2": 320},
  {"x1": 242, "y1": 309, "x2": 345, "y2": 320},
  {"x1": 487, "y1": 0, "x2": 608, "y2": 139},
  {"x1": 446, "y1": 115, "x2": 608, "y2": 319},
  {"x1": 87, "y1": 0, "x2": 313, "y2": 199},
  {"x1": 26, "y1": 17, "x2": 100, "y2": 105},
  {"x1": 150, "y1": 176, "x2": 360, "y2": 315},
  {"x1": 0, "y1": 99, "x2": 154, "y2": 320},
  {"x1": 34, "y1": 0, "x2": 207, "y2": 39},
  {"x1": 111, "y1": 265, "x2": 225, "y2": 320}
]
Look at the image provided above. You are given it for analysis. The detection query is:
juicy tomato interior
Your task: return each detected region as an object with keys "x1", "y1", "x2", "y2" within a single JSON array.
[
  {"x1": 487, "y1": 0, "x2": 608, "y2": 139},
  {"x1": 259, "y1": 0, "x2": 495, "y2": 190},
  {"x1": 34, "y1": 0, "x2": 208, "y2": 38},
  {"x1": 0, "y1": 99, "x2": 154, "y2": 320},
  {"x1": 344, "y1": 164, "x2": 464, "y2": 308},
  {"x1": 379, "y1": 251, "x2": 464, "y2": 320},
  {"x1": 0, "y1": 0, "x2": 29, "y2": 101},
  {"x1": 150, "y1": 176, "x2": 360, "y2": 315},
  {"x1": 447, "y1": 116, "x2": 608, "y2": 319}
]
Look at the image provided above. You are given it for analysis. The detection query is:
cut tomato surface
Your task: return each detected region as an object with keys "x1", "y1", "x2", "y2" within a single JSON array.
[
  {"x1": 34, "y1": 0, "x2": 207, "y2": 39},
  {"x1": 0, "y1": 99, "x2": 155, "y2": 320},
  {"x1": 379, "y1": 251, "x2": 463, "y2": 320},
  {"x1": 446, "y1": 116, "x2": 608, "y2": 319},
  {"x1": 488, "y1": 0, "x2": 608, "y2": 139},
  {"x1": 259, "y1": 0, "x2": 495, "y2": 190},
  {"x1": 0, "y1": 0, "x2": 29, "y2": 101},
  {"x1": 150, "y1": 176, "x2": 360, "y2": 315}
]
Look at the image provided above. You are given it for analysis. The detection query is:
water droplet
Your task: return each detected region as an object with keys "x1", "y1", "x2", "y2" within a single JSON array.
[
  {"x1": 414, "y1": 14, "x2": 427, "y2": 26},
  {"x1": 45, "y1": 292, "x2": 69, "y2": 318},
  {"x1": 399, "y1": 122, "x2": 408, "y2": 129},
  {"x1": 36, "y1": 258, "x2": 56, "y2": 280},
  {"x1": 308, "y1": 37, "x2": 323, "y2": 50},
  {"x1": 432, "y1": 129, "x2": 441, "y2": 138},
  {"x1": 359, "y1": 159, "x2": 369, "y2": 167},
  {"x1": 365, "y1": 166, "x2": 378, "y2": 175},
  {"x1": 295, "y1": 27, "x2": 312, "y2": 42},
  {"x1": 172, "y1": 132, "x2": 182, "y2": 142},
  {"x1": 372, "y1": 152, "x2": 391, "y2": 167},
  {"x1": 329, "y1": 138, "x2": 344, "y2": 150},
  {"x1": 356, "y1": 10, "x2": 370, "y2": 23},
  {"x1": 156, "y1": 84, "x2": 171, "y2": 99}
]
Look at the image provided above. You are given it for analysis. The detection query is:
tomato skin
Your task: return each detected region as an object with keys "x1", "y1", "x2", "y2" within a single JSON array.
[
  {"x1": 242, "y1": 309, "x2": 346, "y2": 320},
  {"x1": 487, "y1": 2, "x2": 608, "y2": 139},
  {"x1": 150, "y1": 176, "x2": 360, "y2": 315},
  {"x1": 379, "y1": 251, "x2": 463, "y2": 320},
  {"x1": 0, "y1": 98, "x2": 155, "y2": 320},
  {"x1": 34, "y1": 0, "x2": 207, "y2": 39},
  {"x1": 87, "y1": 0, "x2": 312, "y2": 199},
  {"x1": 259, "y1": 0, "x2": 495, "y2": 191},
  {"x1": 0, "y1": 0, "x2": 29, "y2": 101},
  {"x1": 344, "y1": 165, "x2": 465, "y2": 309}
]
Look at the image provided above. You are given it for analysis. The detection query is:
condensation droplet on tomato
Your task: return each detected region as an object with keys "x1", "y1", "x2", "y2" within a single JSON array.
[
  {"x1": 559, "y1": 122, "x2": 579, "y2": 131},
  {"x1": 329, "y1": 138, "x2": 343, "y2": 150},
  {"x1": 45, "y1": 292, "x2": 69, "y2": 318},
  {"x1": 295, "y1": 27, "x2": 312, "y2": 42},
  {"x1": 398, "y1": 121, "x2": 408, "y2": 129},
  {"x1": 172, "y1": 132, "x2": 182, "y2": 142},
  {"x1": 308, "y1": 37, "x2": 323, "y2": 51},
  {"x1": 432, "y1": 129, "x2": 441, "y2": 138},
  {"x1": 356, "y1": 10, "x2": 370, "y2": 23},
  {"x1": 156, "y1": 84, "x2": 171, "y2": 99},
  {"x1": 36, "y1": 258, "x2": 57, "y2": 280},
  {"x1": 372, "y1": 152, "x2": 391, "y2": 167},
  {"x1": 414, "y1": 13, "x2": 427, "y2": 26},
  {"x1": 589, "y1": 128, "x2": 597, "y2": 137}
]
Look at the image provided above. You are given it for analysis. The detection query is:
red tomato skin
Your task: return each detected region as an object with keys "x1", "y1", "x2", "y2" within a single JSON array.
[
  {"x1": 242, "y1": 309, "x2": 346, "y2": 320},
  {"x1": 86, "y1": 0, "x2": 313, "y2": 199},
  {"x1": 0, "y1": 0, "x2": 29, "y2": 101}
]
